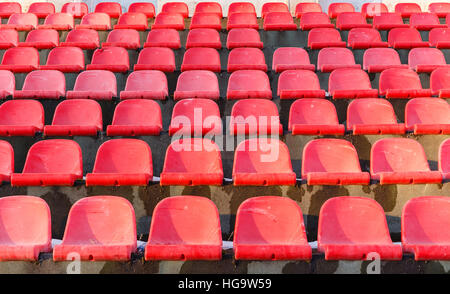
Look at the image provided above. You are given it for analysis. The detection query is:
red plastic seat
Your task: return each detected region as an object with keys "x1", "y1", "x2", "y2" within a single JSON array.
[
  {"x1": 317, "y1": 47, "x2": 360, "y2": 72},
  {"x1": 144, "y1": 29, "x2": 180, "y2": 49},
  {"x1": 13, "y1": 70, "x2": 65, "y2": 99},
  {"x1": 431, "y1": 67, "x2": 450, "y2": 97},
  {"x1": 61, "y1": 2, "x2": 88, "y2": 19},
  {"x1": 299, "y1": 12, "x2": 334, "y2": 30},
  {"x1": 363, "y1": 48, "x2": 408, "y2": 73},
  {"x1": 53, "y1": 196, "x2": 136, "y2": 261},
  {"x1": 379, "y1": 68, "x2": 432, "y2": 98},
  {"x1": 18, "y1": 28, "x2": 59, "y2": 49},
  {"x1": 272, "y1": 47, "x2": 314, "y2": 72},
  {"x1": 0, "y1": 29, "x2": 18, "y2": 49},
  {"x1": 405, "y1": 98, "x2": 450, "y2": 134},
  {"x1": 181, "y1": 48, "x2": 221, "y2": 72},
  {"x1": 372, "y1": 13, "x2": 409, "y2": 30},
  {"x1": 67, "y1": 70, "x2": 117, "y2": 100},
  {"x1": 347, "y1": 99, "x2": 405, "y2": 135},
  {"x1": 44, "y1": 99, "x2": 102, "y2": 136},
  {"x1": 361, "y1": 2, "x2": 389, "y2": 18},
  {"x1": 28, "y1": 2, "x2": 54, "y2": 18},
  {"x1": 395, "y1": 3, "x2": 422, "y2": 18},
  {"x1": 318, "y1": 197, "x2": 402, "y2": 260},
  {"x1": 262, "y1": 2, "x2": 289, "y2": 18},
  {"x1": 11, "y1": 139, "x2": 83, "y2": 186},
  {"x1": 263, "y1": 12, "x2": 297, "y2": 31},
  {"x1": 230, "y1": 99, "x2": 282, "y2": 135},
  {"x1": 86, "y1": 47, "x2": 129, "y2": 72},
  {"x1": 410, "y1": 12, "x2": 446, "y2": 30},
  {"x1": 307, "y1": 28, "x2": 346, "y2": 49},
  {"x1": 145, "y1": 196, "x2": 222, "y2": 261},
  {"x1": 189, "y1": 13, "x2": 222, "y2": 30},
  {"x1": 186, "y1": 28, "x2": 221, "y2": 48},
  {"x1": 234, "y1": 196, "x2": 311, "y2": 260},
  {"x1": 168, "y1": 99, "x2": 222, "y2": 136},
  {"x1": 328, "y1": 2, "x2": 355, "y2": 18},
  {"x1": 228, "y1": 2, "x2": 256, "y2": 15},
  {"x1": 102, "y1": 29, "x2": 140, "y2": 50},
  {"x1": 347, "y1": 28, "x2": 388, "y2": 49},
  {"x1": 134, "y1": 47, "x2": 175, "y2": 72},
  {"x1": 227, "y1": 12, "x2": 258, "y2": 30},
  {"x1": 0, "y1": 13, "x2": 37, "y2": 31},
  {"x1": 233, "y1": 138, "x2": 296, "y2": 186},
  {"x1": 277, "y1": 69, "x2": 325, "y2": 99},
  {"x1": 0, "y1": 70, "x2": 14, "y2": 99},
  {"x1": 408, "y1": 47, "x2": 449, "y2": 73},
  {"x1": 0, "y1": 47, "x2": 39, "y2": 73},
  {"x1": 0, "y1": 2, "x2": 21, "y2": 18},
  {"x1": 388, "y1": 28, "x2": 429, "y2": 49},
  {"x1": 152, "y1": 13, "x2": 185, "y2": 30},
  {"x1": 227, "y1": 70, "x2": 272, "y2": 99},
  {"x1": 128, "y1": 2, "x2": 155, "y2": 18},
  {"x1": 174, "y1": 70, "x2": 219, "y2": 100},
  {"x1": 86, "y1": 139, "x2": 153, "y2": 186},
  {"x1": 194, "y1": 2, "x2": 223, "y2": 17},
  {"x1": 160, "y1": 138, "x2": 223, "y2": 186},
  {"x1": 440, "y1": 139, "x2": 450, "y2": 179},
  {"x1": 402, "y1": 196, "x2": 450, "y2": 260},
  {"x1": 336, "y1": 12, "x2": 371, "y2": 30},
  {"x1": 0, "y1": 100, "x2": 43, "y2": 136},
  {"x1": 228, "y1": 47, "x2": 267, "y2": 72},
  {"x1": 37, "y1": 13, "x2": 74, "y2": 30},
  {"x1": 40, "y1": 47, "x2": 85, "y2": 73},
  {"x1": 226, "y1": 28, "x2": 263, "y2": 49},
  {"x1": 371, "y1": 138, "x2": 442, "y2": 184},
  {"x1": 76, "y1": 13, "x2": 111, "y2": 30},
  {"x1": 289, "y1": 98, "x2": 344, "y2": 135},
  {"x1": 295, "y1": 2, "x2": 322, "y2": 18},
  {"x1": 120, "y1": 70, "x2": 168, "y2": 100},
  {"x1": 161, "y1": 2, "x2": 188, "y2": 18},
  {"x1": 59, "y1": 29, "x2": 100, "y2": 50},
  {"x1": 429, "y1": 28, "x2": 450, "y2": 49},
  {"x1": 107, "y1": 99, "x2": 162, "y2": 136},
  {"x1": 114, "y1": 12, "x2": 148, "y2": 30},
  {"x1": 94, "y1": 2, "x2": 122, "y2": 18},
  {"x1": 428, "y1": 2, "x2": 450, "y2": 18},
  {"x1": 0, "y1": 196, "x2": 51, "y2": 261},
  {"x1": 0, "y1": 140, "x2": 13, "y2": 182},
  {"x1": 328, "y1": 68, "x2": 378, "y2": 99}
]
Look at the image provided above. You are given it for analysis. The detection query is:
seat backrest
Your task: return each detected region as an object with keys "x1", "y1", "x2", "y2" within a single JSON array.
[
  {"x1": 379, "y1": 68, "x2": 423, "y2": 94},
  {"x1": 52, "y1": 99, "x2": 102, "y2": 128},
  {"x1": 0, "y1": 2, "x2": 21, "y2": 18},
  {"x1": 111, "y1": 99, "x2": 162, "y2": 128},
  {"x1": 317, "y1": 47, "x2": 356, "y2": 68},
  {"x1": 73, "y1": 70, "x2": 117, "y2": 94},
  {"x1": 336, "y1": 12, "x2": 368, "y2": 27},
  {"x1": 0, "y1": 70, "x2": 15, "y2": 97},
  {"x1": 23, "y1": 28, "x2": 59, "y2": 46},
  {"x1": 1, "y1": 47, "x2": 39, "y2": 66},
  {"x1": 347, "y1": 98, "x2": 398, "y2": 128},
  {"x1": 439, "y1": 139, "x2": 450, "y2": 175},
  {"x1": 21, "y1": 70, "x2": 65, "y2": 92},
  {"x1": 90, "y1": 47, "x2": 129, "y2": 67},
  {"x1": 388, "y1": 28, "x2": 423, "y2": 45},
  {"x1": 348, "y1": 28, "x2": 383, "y2": 44},
  {"x1": 0, "y1": 29, "x2": 18, "y2": 48},
  {"x1": 61, "y1": 2, "x2": 88, "y2": 18},
  {"x1": 289, "y1": 98, "x2": 339, "y2": 129},
  {"x1": 295, "y1": 2, "x2": 322, "y2": 18},
  {"x1": 45, "y1": 46, "x2": 84, "y2": 69},
  {"x1": 28, "y1": 2, "x2": 55, "y2": 17},
  {"x1": 64, "y1": 29, "x2": 99, "y2": 47},
  {"x1": 0, "y1": 99, "x2": 44, "y2": 129},
  {"x1": 408, "y1": 47, "x2": 447, "y2": 68},
  {"x1": 0, "y1": 140, "x2": 13, "y2": 180},
  {"x1": 410, "y1": 12, "x2": 441, "y2": 27},
  {"x1": 94, "y1": 2, "x2": 122, "y2": 18},
  {"x1": 328, "y1": 2, "x2": 355, "y2": 18},
  {"x1": 161, "y1": 2, "x2": 189, "y2": 18},
  {"x1": 428, "y1": 2, "x2": 450, "y2": 16},
  {"x1": 129, "y1": 2, "x2": 155, "y2": 18},
  {"x1": 308, "y1": 28, "x2": 343, "y2": 46},
  {"x1": 405, "y1": 98, "x2": 450, "y2": 128},
  {"x1": 228, "y1": 2, "x2": 256, "y2": 15},
  {"x1": 79, "y1": 12, "x2": 111, "y2": 29},
  {"x1": 361, "y1": 2, "x2": 388, "y2": 18},
  {"x1": 116, "y1": 12, "x2": 148, "y2": 29},
  {"x1": 373, "y1": 12, "x2": 405, "y2": 28},
  {"x1": 7, "y1": 13, "x2": 38, "y2": 28},
  {"x1": 329, "y1": 68, "x2": 373, "y2": 92},
  {"x1": 363, "y1": 48, "x2": 403, "y2": 71},
  {"x1": 261, "y1": 2, "x2": 289, "y2": 18},
  {"x1": 42, "y1": 13, "x2": 74, "y2": 29},
  {"x1": 430, "y1": 67, "x2": 450, "y2": 94},
  {"x1": 194, "y1": 2, "x2": 223, "y2": 17},
  {"x1": 395, "y1": 2, "x2": 422, "y2": 17},
  {"x1": 301, "y1": 12, "x2": 332, "y2": 26}
]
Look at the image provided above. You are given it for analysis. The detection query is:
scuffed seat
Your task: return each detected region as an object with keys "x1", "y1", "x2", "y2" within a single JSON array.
[
  {"x1": 372, "y1": 13, "x2": 409, "y2": 30},
  {"x1": 227, "y1": 70, "x2": 272, "y2": 99},
  {"x1": 181, "y1": 48, "x2": 221, "y2": 72},
  {"x1": 262, "y1": 2, "x2": 290, "y2": 18},
  {"x1": 410, "y1": 13, "x2": 446, "y2": 30},
  {"x1": 328, "y1": 2, "x2": 355, "y2": 19},
  {"x1": 363, "y1": 48, "x2": 408, "y2": 73},
  {"x1": 336, "y1": 12, "x2": 371, "y2": 30},
  {"x1": 308, "y1": 28, "x2": 346, "y2": 49},
  {"x1": 13, "y1": 70, "x2": 65, "y2": 99},
  {"x1": 37, "y1": 13, "x2": 74, "y2": 30},
  {"x1": 18, "y1": 28, "x2": 59, "y2": 49},
  {"x1": 430, "y1": 67, "x2": 450, "y2": 97},
  {"x1": 151, "y1": 13, "x2": 185, "y2": 30},
  {"x1": 161, "y1": 2, "x2": 189, "y2": 18},
  {"x1": 226, "y1": 28, "x2": 263, "y2": 49},
  {"x1": 0, "y1": 100, "x2": 44, "y2": 136},
  {"x1": 439, "y1": 139, "x2": 450, "y2": 180},
  {"x1": 0, "y1": 70, "x2": 15, "y2": 98},
  {"x1": 194, "y1": 2, "x2": 223, "y2": 17},
  {"x1": 134, "y1": 47, "x2": 175, "y2": 72},
  {"x1": 186, "y1": 28, "x2": 221, "y2": 49},
  {"x1": 388, "y1": 28, "x2": 429, "y2": 49},
  {"x1": 67, "y1": 70, "x2": 117, "y2": 100},
  {"x1": 395, "y1": 2, "x2": 422, "y2": 18},
  {"x1": 379, "y1": 68, "x2": 432, "y2": 98},
  {"x1": 428, "y1": 2, "x2": 450, "y2": 18},
  {"x1": 94, "y1": 2, "x2": 122, "y2": 18},
  {"x1": 59, "y1": 29, "x2": 100, "y2": 50},
  {"x1": 361, "y1": 2, "x2": 388, "y2": 18},
  {"x1": 263, "y1": 12, "x2": 297, "y2": 31},
  {"x1": 86, "y1": 47, "x2": 130, "y2": 72},
  {"x1": 39, "y1": 47, "x2": 85, "y2": 72},
  {"x1": 317, "y1": 47, "x2": 360, "y2": 72},
  {"x1": 277, "y1": 70, "x2": 325, "y2": 99},
  {"x1": 0, "y1": 47, "x2": 39, "y2": 73},
  {"x1": 120, "y1": 70, "x2": 168, "y2": 100},
  {"x1": 113, "y1": 12, "x2": 148, "y2": 31},
  {"x1": 295, "y1": 3, "x2": 322, "y2": 18},
  {"x1": 28, "y1": 2, "x2": 55, "y2": 19},
  {"x1": 76, "y1": 13, "x2": 111, "y2": 30},
  {"x1": 143, "y1": 29, "x2": 181, "y2": 49},
  {"x1": 0, "y1": 13, "x2": 38, "y2": 31},
  {"x1": 328, "y1": 68, "x2": 378, "y2": 99},
  {"x1": 0, "y1": 2, "x2": 21, "y2": 18},
  {"x1": 272, "y1": 47, "x2": 315, "y2": 72},
  {"x1": 405, "y1": 98, "x2": 450, "y2": 134},
  {"x1": 0, "y1": 140, "x2": 13, "y2": 182},
  {"x1": 429, "y1": 28, "x2": 450, "y2": 49},
  {"x1": 347, "y1": 28, "x2": 388, "y2": 49},
  {"x1": 408, "y1": 47, "x2": 449, "y2": 73},
  {"x1": 102, "y1": 29, "x2": 140, "y2": 50},
  {"x1": 299, "y1": 12, "x2": 334, "y2": 30},
  {"x1": 227, "y1": 13, "x2": 258, "y2": 30},
  {"x1": 0, "y1": 29, "x2": 18, "y2": 49},
  {"x1": 189, "y1": 13, "x2": 222, "y2": 30},
  {"x1": 228, "y1": 47, "x2": 267, "y2": 72},
  {"x1": 174, "y1": 70, "x2": 219, "y2": 100},
  {"x1": 61, "y1": 2, "x2": 88, "y2": 19},
  {"x1": 128, "y1": 2, "x2": 155, "y2": 18}
]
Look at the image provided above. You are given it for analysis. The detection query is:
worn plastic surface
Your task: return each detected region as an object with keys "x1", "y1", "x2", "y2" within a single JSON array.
[
  {"x1": 226, "y1": 28, "x2": 263, "y2": 49},
  {"x1": 86, "y1": 47, "x2": 129, "y2": 72},
  {"x1": 428, "y1": 2, "x2": 450, "y2": 17},
  {"x1": 410, "y1": 13, "x2": 446, "y2": 30},
  {"x1": 227, "y1": 70, "x2": 272, "y2": 99},
  {"x1": 408, "y1": 48, "x2": 449, "y2": 73},
  {"x1": 28, "y1": 2, "x2": 55, "y2": 18},
  {"x1": 174, "y1": 70, "x2": 219, "y2": 100},
  {"x1": 145, "y1": 196, "x2": 222, "y2": 260},
  {"x1": 67, "y1": 70, "x2": 117, "y2": 100},
  {"x1": 363, "y1": 48, "x2": 408, "y2": 72},
  {"x1": 347, "y1": 28, "x2": 388, "y2": 49},
  {"x1": 395, "y1": 2, "x2": 422, "y2": 17},
  {"x1": 317, "y1": 47, "x2": 360, "y2": 72},
  {"x1": 102, "y1": 29, "x2": 140, "y2": 49},
  {"x1": 405, "y1": 98, "x2": 450, "y2": 134},
  {"x1": 0, "y1": 140, "x2": 13, "y2": 182},
  {"x1": 272, "y1": 47, "x2": 314, "y2": 72},
  {"x1": 194, "y1": 2, "x2": 223, "y2": 17},
  {"x1": 61, "y1": 2, "x2": 88, "y2": 18},
  {"x1": 76, "y1": 13, "x2": 111, "y2": 30},
  {"x1": 318, "y1": 197, "x2": 402, "y2": 260},
  {"x1": 295, "y1": 3, "x2": 322, "y2": 18},
  {"x1": 328, "y1": 2, "x2": 355, "y2": 18},
  {"x1": 0, "y1": 29, "x2": 18, "y2": 49},
  {"x1": 40, "y1": 46, "x2": 85, "y2": 72},
  {"x1": 0, "y1": 70, "x2": 14, "y2": 99},
  {"x1": 328, "y1": 68, "x2": 378, "y2": 99},
  {"x1": 440, "y1": 139, "x2": 450, "y2": 179},
  {"x1": 277, "y1": 69, "x2": 325, "y2": 99},
  {"x1": 18, "y1": 28, "x2": 59, "y2": 49},
  {"x1": 308, "y1": 28, "x2": 347, "y2": 49},
  {"x1": 53, "y1": 196, "x2": 136, "y2": 261},
  {"x1": 0, "y1": 47, "x2": 39, "y2": 73},
  {"x1": 361, "y1": 3, "x2": 388, "y2": 18},
  {"x1": 430, "y1": 67, "x2": 450, "y2": 97},
  {"x1": 262, "y1": 2, "x2": 289, "y2": 18},
  {"x1": 59, "y1": 29, "x2": 100, "y2": 50},
  {"x1": 13, "y1": 70, "x2": 65, "y2": 99},
  {"x1": 152, "y1": 13, "x2": 185, "y2": 30},
  {"x1": 227, "y1": 13, "x2": 258, "y2": 30},
  {"x1": 388, "y1": 28, "x2": 429, "y2": 49},
  {"x1": 379, "y1": 68, "x2": 432, "y2": 98},
  {"x1": 429, "y1": 28, "x2": 450, "y2": 49},
  {"x1": 94, "y1": 2, "x2": 122, "y2": 18},
  {"x1": 0, "y1": 100, "x2": 43, "y2": 136},
  {"x1": 0, "y1": 13, "x2": 38, "y2": 31},
  {"x1": 189, "y1": 13, "x2": 222, "y2": 30},
  {"x1": 181, "y1": 47, "x2": 220, "y2": 72},
  {"x1": 234, "y1": 196, "x2": 311, "y2": 260},
  {"x1": 0, "y1": 2, "x2": 21, "y2": 18},
  {"x1": 37, "y1": 13, "x2": 74, "y2": 30},
  {"x1": 299, "y1": 12, "x2": 334, "y2": 30},
  {"x1": 372, "y1": 13, "x2": 409, "y2": 30},
  {"x1": 186, "y1": 28, "x2": 221, "y2": 48},
  {"x1": 161, "y1": 2, "x2": 188, "y2": 18},
  {"x1": 134, "y1": 47, "x2": 175, "y2": 72},
  {"x1": 336, "y1": 12, "x2": 371, "y2": 30},
  {"x1": 263, "y1": 12, "x2": 297, "y2": 31},
  {"x1": 114, "y1": 12, "x2": 148, "y2": 30},
  {"x1": 144, "y1": 29, "x2": 180, "y2": 49},
  {"x1": 120, "y1": 70, "x2": 168, "y2": 100},
  {"x1": 228, "y1": 47, "x2": 267, "y2": 72},
  {"x1": 128, "y1": 2, "x2": 155, "y2": 18},
  {"x1": 228, "y1": 2, "x2": 256, "y2": 15}
]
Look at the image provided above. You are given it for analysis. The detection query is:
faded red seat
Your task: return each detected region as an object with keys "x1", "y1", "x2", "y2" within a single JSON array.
[
  {"x1": 336, "y1": 12, "x2": 371, "y2": 30},
  {"x1": 430, "y1": 67, "x2": 450, "y2": 97},
  {"x1": 0, "y1": 29, "x2": 18, "y2": 49},
  {"x1": 361, "y1": 2, "x2": 388, "y2": 18},
  {"x1": 405, "y1": 98, "x2": 450, "y2": 134},
  {"x1": 76, "y1": 13, "x2": 111, "y2": 30},
  {"x1": 152, "y1": 13, "x2": 185, "y2": 30},
  {"x1": 295, "y1": 2, "x2": 322, "y2": 18},
  {"x1": 317, "y1": 47, "x2": 360, "y2": 72},
  {"x1": 0, "y1": 140, "x2": 13, "y2": 182},
  {"x1": 347, "y1": 28, "x2": 388, "y2": 49},
  {"x1": 59, "y1": 29, "x2": 100, "y2": 50},
  {"x1": 328, "y1": 2, "x2": 355, "y2": 18},
  {"x1": 67, "y1": 70, "x2": 117, "y2": 100},
  {"x1": 37, "y1": 13, "x2": 74, "y2": 30},
  {"x1": 328, "y1": 68, "x2": 378, "y2": 99},
  {"x1": 0, "y1": 47, "x2": 39, "y2": 73},
  {"x1": 410, "y1": 12, "x2": 446, "y2": 30},
  {"x1": 181, "y1": 48, "x2": 221, "y2": 72},
  {"x1": 379, "y1": 68, "x2": 432, "y2": 98},
  {"x1": 28, "y1": 2, "x2": 54, "y2": 18},
  {"x1": 228, "y1": 47, "x2": 267, "y2": 72},
  {"x1": 272, "y1": 47, "x2": 315, "y2": 72},
  {"x1": 277, "y1": 69, "x2": 325, "y2": 99},
  {"x1": 0, "y1": 70, "x2": 14, "y2": 99},
  {"x1": 388, "y1": 28, "x2": 429, "y2": 49},
  {"x1": 161, "y1": 2, "x2": 189, "y2": 18},
  {"x1": 227, "y1": 70, "x2": 272, "y2": 99},
  {"x1": 262, "y1": 2, "x2": 289, "y2": 18},
  {"x1": 13, "y1": 70, "x2": 65, "y2": 99},
  {"x1": 408, "y1": 47, "x2": 449, "y2": 73},
  {"x1": 120, "y1": 70, "x2": 168, "y2": 100},
  {"x1": 0, "y1": 13, "x2": 37, "y2": 31},
  {"x1": 429, "y1": 28, "x2": 450, "y2": 49},
  {"x1": 308, "y1": 28, "x2": 346, "y2": 49},
  {"x1": 18, "y1": 28, "x2": 59, "y2": 49},
  {"x1": 228, "y1": 2, "x2": 256, "y2": 15},
  {"x1": 194, "y1": 2, "x2": 223, "y2": 17},
  {"x1": 227, "y1": 12, "x2": 258, "y2": 30},
  {"x1": 395, "y1": 2, "x2": 422, "y2": 18},
  {"x1": 189, "y1": 13, "x2": 222, "y2": 30},
  {"x1": 61, "y1": 2, "x2": 88, "y2": 19},
  {"x1": 143, "y1": 29, "x2": 181, "y2": 49},
  {"x1": 94, "y1": 2, "x2": 122, "y2": 18},
  {"x1": 263, "y1": 12, "x2": 297, "y2": 31},
  {"x1": 0, "y1": 100, "x2": 43, "y2": 136},
  {"x1": 114, "y1": 12, "x2": 148, "y2": 31},
  {"x1": 440, "y1": 139, "x2": 450, "y2": 179},
  {"x1": 186, "y1": 28, "x2": 221, "y2": 48},
  {"x1": 428, "y1": 2, "x2": 450, "y2": 17},
  {"x1": 0, "y1": 2, "x2": 21, "y2": 18},
  {"x1": 226, "y1": 28, "x2": 263, "y2": 49},
  {"x1": 86, "y1": 47, "x2": 130, "y2": 72},
  {"x1": 39, "y1": 47, "x2": 85, "y2": 72},
  {"x1": 128, "y1": 2, "x2": 155, "y2": 18},
  {"x1": 299, "y1": 12, "x2": 334, "y2": 30},
  {"x1": 363, "y1": 48, "x2": 408, "y2": 73},
  {"x1": 372, "y1": 13, "x2": 409, "y2": 30},
  {"x1": 102, "y1": 29, "x2": 140, "y2": 50},
  {"x1": 134, "y1": 47, "x2": 175, "y2": 72},
  {"x1": 174, "y1": 70, "x2": 219, "y2": 100}
]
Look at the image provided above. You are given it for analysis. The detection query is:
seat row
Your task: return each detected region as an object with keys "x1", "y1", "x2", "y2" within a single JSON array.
[{"x1": 0, "y1": 195, "x2": 449, "y2": 261}]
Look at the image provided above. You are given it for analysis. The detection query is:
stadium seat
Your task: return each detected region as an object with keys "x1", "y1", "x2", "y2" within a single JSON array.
[
  {"x1": 0, "y1": 196, "x2": 51, "y2": 261},
  {"x1": 227, "y1": 13, "x2": 258, "y2": 30},
  {"x1": 128, "y1": 2, "x2": 155, "y2": 18},
  {"x1": 402, "y1": 196, "x2": 450, "y2": 260},
  {"x1": 317, "y1": 47, "x2": 360, "y2": 72},
  {"x1": 76, "y1": 13, "x2": 111, "y2": 30},
  {"x1": 0, "y1": 70, "x2": 14, "y2": 98},
  {"x1": 226, "y1": 28, "x2": 263, "y2": 49},
  {"x1": 347, "y1": 99, "x2": 405, "y2": 135},
  {"x1": 372, "y1": 13, "x2": 409, "y2": 30},
  {"x1": 408, "y1": 47, "x2": 449, "y2": 73},
  {"x1": 371, "y1": 138, "x2": 442, "y2": 184},
  {"x1": 67, "y1": 70, "x2": 117, "y2": 100},
  {"x1": 102, "y1": 29, "x2": 140, "y2": 49},
  {"x1": 277, "y1": 69, "x2": 325, "y2": 99},
  {"x1": 234, "y1": 196, "x2": 311, "y2": 260},
  {"x1": 37, "y1": 13, "x2": 74, "y2": 30},
  {"x1": 263, "y1": 12, "x2": 297, "y2": 31},
  {"x1": 388, "y1": 28, "x2": 429, "y2": 49},
  {"x1": 272, "y1": 47, "x2": 314, "y2": 72},
  {"x1": 395, "y1": 3, "x2": 422, "y2": 18},
  {"x1": 181, "y1": 48, "x2": 221, "y2": 72},
  {"x1": 53, "y1": 196, "x2": 136, "y2": 261},
  {"x1": 13, "y1": 70, "x2": 65, "y2": 99},
  {"x1": 107, "y1": 99, "x2": 162, "y2": 136},
  {"x1": 233, "y1": 138, "x2": 296, "y2": 186},
  {"x1": 289, "y1": 98, "x2": 344, "y2": 135},
  {"x1": 428, "y1": 2, "x2": 450, "y2": 18},
  {"x1": 134, "y1": 47, "x2": 175, "y2": 72},
  {"x1": 120, "y1": 70, "x2": 168, "y2": 100},
  {"x1": 409, "y1": 13, "x2": 446, "y2": 30},
  {"x1": 295, "y1": 2, "x2": 322, "y2": 18},
  {"x1": 152, "y1": 13, "x2": 185, "y2": 30},
  {"x1": 405, "y1": 98, "x2": 450, "y2": 134},
  {"x1": 145, "y1": 196, "x2": 222, "y2": 260},
  {"x1": 227, "y1": 70, "x2": 272, "y2": 99},
  {"x1": 361, "y1": 2, "x2": 389, "y2": 18},
  {"x1": 0, "y1": 2, "x2": 21, "y2": 18},
  {"x1": 86, "y1": 47, "x2": 129, "y2": 72},
  {"x1": 262, "y1": 2, "x2": 289, "y2": 18},
  {"x1": 174, "y1": 70, "x2": 220, "y2": 100},
  {"x1": 228, "y1": 2, "x2": 256, "y2": 15},
  {"x1": 228, "y1": 47, "x2": 267, "y2": 72},
  {"x1": 0, "y1": 100, "x2": 43, "y2": 136},
  {"x1": 302, "y1": 139, "x2": 370, "y2": 185},
  {"x1": 186, "y1": 28, "x2": 221, "y2": 48},
  {"x1": 61, "y1": 2, "x2": 88, "y2": 19},
  {"x1": 194, "y1": 2, "x2": 223, "y2": 17},
  {"x1": 328, "y1": 68, "x2": 378, "y2": 99},
  {"x1": 161, "y1": 2, "x2": 189, "y2": 18},
  {"x1": 40, "y1": 47, "x2": 85, "y2": 72},
  {"x1": 0, "y1": 13, "x2": 38, "y2": 31},
  {"x1": 160, "y1": 138, "x2": 223, "y2": 186},
  {"x1": 430, "y1": 67, "x2": 450, "y2": 97},
  {"x1": 11, "y1": 139, "x2": 83, "y2": 186},
  {"x1": 347, "y1": 28, "x2": 388, "y2": 49},
  {"x1": 143, "y1": 29, "x2": 181, "y2": 49},
  {"x1": 168, "y1": 98, "x2": 222, "y2": 136},
  {"x1": 18, "y1": 28, "x2": 59, "y2": 49},
  {"x1": 59, "y1": 29, "x2": 100, "y2": 50},
  {"x1": 189, "y1": 13, "x2": 222, "y2": 30},
  {"x1": 318, "y1": 197, "x2": 402, "y2": 260},
  {"x1": 299, "y1": 12, "x2": 334, "y2": 30},
  {"x1": 379, "y1": 68, "x2": 432, "y2": 98},
  {"x1": 328, "y1": 2, "x2": 355, "y2": 18},
  {"x1": 440, "y1": 139, "x2": 450, "y2": 179},
  {"x1": 0, "y1": 140, "x2": 13, "y2": 182},
  {"x1": 0, "y1": 47, "x2": 38, "y2": 73},
  {"x1": 307, "y1": 28, "x2": 346, "y2": 49},
  {"x1": 429, "y1": 28, "x2": 450, "y2": 49},
  {"x1": 94, "y1": 2, "x2": 122, "y2": 18},
  {"x1": 0, "y1": 29, "x2": 18, "y2": 49},
  {"x1": 114, "y1": 12, "x2": 148, "y2": 30},
  {"x1": 86, "y1": 139, "x2": 153, "y2": 186},
  {"x1": 230, "y1": 99, "x2": 282, "y2": 135},
  {"x1": 363, "y1": 48, "x2": 408, "y2": 73},
  {"x1": 44, "y1": 99, "x2": 102, "y2": 136},
  {"x1": 336, "y1": 12, "x2": 371, "y2": 30},
  {"x1": 28, "y1": 2, "x2": 55, "y2": 18}
]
